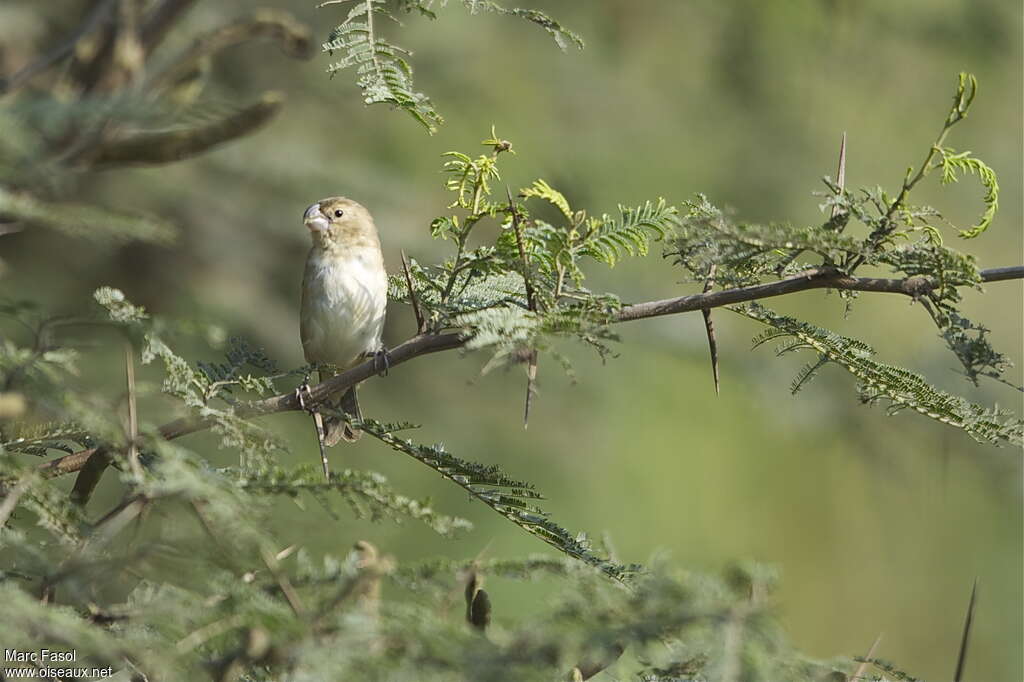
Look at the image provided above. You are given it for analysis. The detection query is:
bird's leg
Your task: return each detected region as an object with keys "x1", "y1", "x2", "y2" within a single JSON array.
[
  {"x1": 295, "y1": 372, "x2": 330, "y2": 478},
  {"x1": 364, "y1": 347, "x2": 391, "y2": 377}
]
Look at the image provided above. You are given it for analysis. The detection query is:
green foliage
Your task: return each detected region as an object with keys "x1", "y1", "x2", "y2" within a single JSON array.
[
  {"x1": 936, "y1": 147, "x2": 999, "y2": 238},
  {"x1": 234, "y1": 463, "x2": 472, "y2": 537},
  {"x1": 461, "y1": 0, "x2": 584, "y2": 51},
  {"x1": 1, "y1": 285, "x2": 851, "y2": 679},
  {"x1": 391, "y1": 131, "x2": 676, "y2": 373},
  {"x1": 355, "y1": 418, "x2": 638, "y2": 581},
  {"x1": 0, "y1": 186, "x2": 176, "y2": 246},
  {"x1": 323, "y1": 0, "x2": 443, "y2": 132},
  {"x1": 319, "y1": 1, "x2": 580, "y2": 132},
  {"x1": 739, "y1": 303, "x2": 1022, "y2": 447},
  {"x1": 670, "y1": 73, "x2": 1016, "y2": 400},
  {"x1": 854, "y1": 657, "x2": 923, "y2": 682},
  {"x1": 0, "y1": 51, "x2": 1017, "y2": 682}
]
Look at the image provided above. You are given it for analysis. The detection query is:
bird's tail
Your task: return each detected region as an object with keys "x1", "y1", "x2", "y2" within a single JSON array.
[{"x1": 322, "y1": 372, "x2": 362, "y2": 446}]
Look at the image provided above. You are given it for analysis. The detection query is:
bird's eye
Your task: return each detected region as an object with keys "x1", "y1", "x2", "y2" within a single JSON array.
[{"x1": 333, "y1": 209, "x2": 345, "y2": 218}]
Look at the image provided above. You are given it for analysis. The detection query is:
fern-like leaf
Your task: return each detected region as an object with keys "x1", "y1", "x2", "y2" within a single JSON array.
[
  {"x1": 357, "y1": 418, "x2": 638, "y2": 582},
  {"x1": 581, "y1": 199, "x2": 678, "y2": 267},
  {"x1": 936, "y1": 147, "x2": 999, "y2": 238},
  {"x1": 736, "y1": 303, "x2": 1023, "y2": 446},
  {"x1": 323, "y1": 0, "x2": 443, "y2": 132}
]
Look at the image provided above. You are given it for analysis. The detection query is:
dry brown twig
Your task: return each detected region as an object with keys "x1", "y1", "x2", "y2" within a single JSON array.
[{"x1": 33, "y1": 264, "x2": 1024, "y2": 479}]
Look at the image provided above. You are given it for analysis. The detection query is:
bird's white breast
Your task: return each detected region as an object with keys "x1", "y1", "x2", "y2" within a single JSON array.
[{"x1": 301, "y1": 247, "x2": 387, "y2": 369}]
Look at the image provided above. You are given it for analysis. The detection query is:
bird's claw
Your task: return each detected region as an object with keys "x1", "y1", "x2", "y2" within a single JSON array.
[
  {"x1": 368, "y1": 347, "x2": 391, "y2": 377},
  {"x1": 295, "y1": 376, "x2": 316, "y2": 413}
]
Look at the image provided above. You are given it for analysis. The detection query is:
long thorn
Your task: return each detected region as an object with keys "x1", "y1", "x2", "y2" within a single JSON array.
[
  {"x1": 777, "y1": 131, "x2": 848, "y2": 275},
  {"x1": 524, "y1": 350, "x2": 537, "y2": 428},
  {"x1": 401, "y1": 250, "x2": 426, "y2": 334},
  {"x1": 953, "y1": 579, "x2": 978, "y2": 682},
  {"x1": 831, "y1": 131, "x2": 847, "y2": 220},
  {"x1": 125, "y1": 343, "x2": 143, "y2": 479},
  {"x1": 297, "y1": 380, "x2": 329, "y2": 477},
  {"x1": 849, "y1": 632, "x2": 882, "y2": 681},
  {"x1": 702, "y1": 263, "x2": 720, "y2": 395},
  {"x1": 314, "y1": 411, "x2": 329, "y2": 477},
  {"x1": 508, "y1": 185, "x2": 539, "y2": 427}
]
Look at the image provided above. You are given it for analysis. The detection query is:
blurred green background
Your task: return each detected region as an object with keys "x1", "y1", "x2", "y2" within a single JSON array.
[{"x1": 2, "y1": 1, "x2": 1021, "y2": 679}]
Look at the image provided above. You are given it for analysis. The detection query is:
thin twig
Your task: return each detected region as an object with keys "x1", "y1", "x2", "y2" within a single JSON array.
[
  {"x1": 701, "y1": 263, "x2": 720, "y2": 395},
  {"x1": 35, "y1": 265, "x2": 1024, "y2": 478},
  {"x1": 848, "y1": 75, "x2": 976, "y2": 271},
  {"x1": 0, "y1": 475, "x2": 33, "y2": 527},
  {"x1": 70, "y1": 447, "x2": 111, "y2": 506},
  {"x1": 176, "y1": 614, "x2": 247, "y2": 654},
  {"x1": 39, "y1": 448, "x2": 103, "y2": 479},
  {"x1": 0, "y1": 0, "x2": 117, "y2": 94},
  {"x1": 147, "y1": 9, "x2": 313, "y2": 92},
  {"x1": 125, "y1": 343, "x2": 143, "y2": 479},
  {"x1": 508, "y1": 187, "x2": 539, "y2": 427},
  {"x1": 85, "y1": 92, "x2": 285, "y2": 167},
  {"x1": 140, "y1": 0, "x2": 200, "y2": 55},
  {"x1": 777, "y1": 131, "x2": 848, "y2": 274},
  {"x1": 849, "y1": 632, "x2": 882, "y2": 681},
  {"x1": 260, "y1": 545, "x2": 305, "y2": 617},
  {"x1": 953, "y1": 579, "x2": 978, "y2": 682},
  {"x1": 400, "y1": 250, "x2": 426, "y2": 333},
  {"x1": 832, "y1": 131, "x2": 847, "y2": 220}
]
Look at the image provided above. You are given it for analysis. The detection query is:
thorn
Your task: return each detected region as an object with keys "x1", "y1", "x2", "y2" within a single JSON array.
[
  {"x1": 124, "y1": 343, "x2": 143, "y2": 479},
  {"x1": 508, "y1": 185, "x2": 539, "y2": 427},
  {"x1": 468, "y1": 588, "x2": 491, "y2": 631},
  {"x1": 464, "y1": 569, "x2": 491, "y2": 632},
  {"x1": 524, "y1": 350, "x2": 537, "y2": 428},
  {"x1": 953, "y1": 578, "x2": 978, "y2": 682},
  {"x1": 777, "y1": 131, "x2": 848, "y2": 275},
  {"x1": 401, "y1": 250, "x2": 426, "y2": 334},
  {"x1": 296, "y1": 380, "x2": 329, "y2": 477},
  {"x1": 831, "y1": 131, "x2": 847, "y2": 220},
  {"x1": 850, "y1": 632, "x2": 883, "y2": 681},
  {"x1": 702, "y1": 263, "x2": 720, "y2": 395}
]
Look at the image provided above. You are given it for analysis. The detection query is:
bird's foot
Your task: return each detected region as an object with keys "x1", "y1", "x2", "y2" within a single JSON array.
[
  {"x1": 365, "y1": 347, "x2": 391, "y2": 377},
  {"x1": 295, "y1": 375, "x2": 316, "y2": 413}
]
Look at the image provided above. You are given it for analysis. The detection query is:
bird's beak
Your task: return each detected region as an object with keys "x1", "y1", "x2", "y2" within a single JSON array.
[{"x1": 303, "y1": 202, "x2": 329, "y2": 232}]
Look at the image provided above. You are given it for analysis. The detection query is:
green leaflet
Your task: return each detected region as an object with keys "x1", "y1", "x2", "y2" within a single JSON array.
[
  {"x1": 320, "y1": 1, "x2": 580, "y2": 132},
  {"x1": 737, "y1": 303, "x2": 1022, "y2": 447}
]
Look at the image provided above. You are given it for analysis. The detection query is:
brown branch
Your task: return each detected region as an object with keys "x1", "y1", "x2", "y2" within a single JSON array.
[
  {"x1": 0, "y1": 0, "x2": 117, "y2": 94},
  {"x1": 614, "y1": 266, "x2": 1022, "y2": 322},
  {"x1": 147, "y1": 9, "x2": 313, "y2": 93},
  {"x1": 140, "y1": 0, "x2": 200, "y2": 56},
  {"x1": 40, "y1": 447, "x2": 104, "y2": 479},
  {"x1": 86, "y1": 91, "x2": 285, "y2": 167},
  {"x1": 70, "y1": 447, "x2": 112, "y2": 507},
  {"x1": 850, "y1": 633, "x2": 883, "y2": 682},
  {"x1": 36, "y1": 265, "x2": 1024, "y2": 478}
]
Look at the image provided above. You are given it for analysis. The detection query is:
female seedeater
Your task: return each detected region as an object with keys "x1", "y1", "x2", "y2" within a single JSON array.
[{"x1": 299, "y1": 197, "x2": 388, "y2": 472}]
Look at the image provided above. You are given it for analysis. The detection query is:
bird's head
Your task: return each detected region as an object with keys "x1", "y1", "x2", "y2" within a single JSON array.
[{"x1": 303, "y1": 197, "x2": 378, "y2": 251}]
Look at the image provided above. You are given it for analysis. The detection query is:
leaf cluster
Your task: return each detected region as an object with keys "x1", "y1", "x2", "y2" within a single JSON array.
[
  {"x1": 392, "y1": 131, "x2": 678, "y2": 374},
  {"x1": 319, "y1": 0, "x2": 581, "y2": 132},
  {"x1": 668, "y1": 74, "x2": 1015, "y2": 393}
]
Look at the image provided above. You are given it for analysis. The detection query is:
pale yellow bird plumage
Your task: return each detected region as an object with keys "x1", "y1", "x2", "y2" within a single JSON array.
[{"x1": 300, "y1": 197, "x2": 388, "y2": 453}]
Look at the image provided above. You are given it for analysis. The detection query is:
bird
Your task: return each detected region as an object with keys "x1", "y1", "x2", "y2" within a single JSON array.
[{"x1": 298, "y1": 197, "x2": 388, "y2": 473}]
